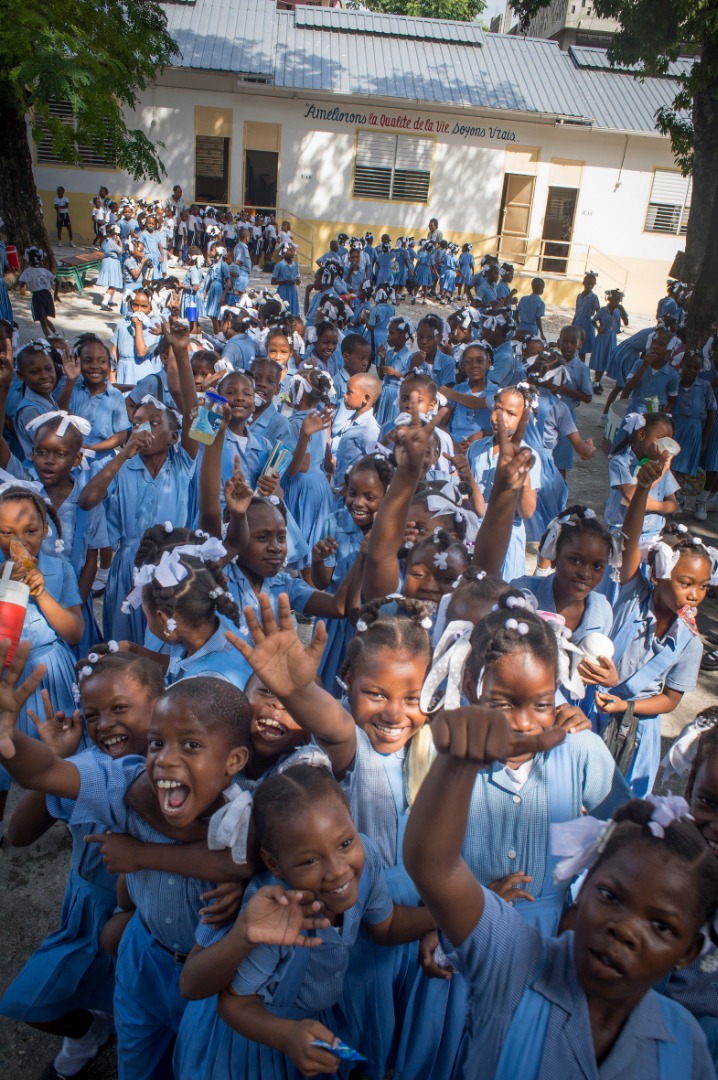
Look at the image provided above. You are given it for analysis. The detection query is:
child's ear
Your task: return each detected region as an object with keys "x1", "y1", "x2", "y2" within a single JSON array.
[
  {"x1": 226, "y1": 744, "x2": 249, "y2": 777},
  {"x1": 168, "y1": 428, "x2": 180, "y2": 446},
  {"x1": 675, "y1": 931, "x2": 705, "y2": 972},
  {"x1": 260, "y1": 846, "x2": 282, "y2": 879}
]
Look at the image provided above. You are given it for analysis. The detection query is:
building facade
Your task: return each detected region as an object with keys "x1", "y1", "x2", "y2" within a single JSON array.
[{"x1": 31, "y1": 0, "x2": 691, "y2": 314}]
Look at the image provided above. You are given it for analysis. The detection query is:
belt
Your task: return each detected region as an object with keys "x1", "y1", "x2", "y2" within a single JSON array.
[{"x1": 139, "y1": 915, "x2": 188, "y2": 964}]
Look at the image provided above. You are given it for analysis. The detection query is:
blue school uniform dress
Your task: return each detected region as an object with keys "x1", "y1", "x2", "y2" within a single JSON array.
[
  {"x1": 415, "y1": 249, "x2": 435, "y2": 288},
  {"x1": 222, "y1": 333, "x2": 259, "y2": 372},
  {"x1": 139, "y1": 229, "x2": 162, "y2": 279},
  {"x1": 395, "y1": 736, "x2": 630, "y2": 1080},
  {"x1": 393, "y1": 248, "x2": 413, "y2": 288},
  {"x1": 368, "y1": 301, "x2": 396, "y2": 357},
  {"x1": 0, "y1": 750, "x2": 117, "y2": 1023},
  {"x1": 224, "y1": 564, "x2": 314, "y2": 626},
  {"x1": 471, "y1": 276, "x2": 498, "y2": 308},
  {"x1": 67, "y1": 751, "x2": 216, "y2": 1080},
  {"x1": 14, "y1": 388, "x2": 58, "y2": 461},
  {"x1": 573, "y1": 291, "x2": 600, "y2": 355},
  {"x1": 440, "y1": 253, "x2": 459, "y2": 294},
  {"x1": 610, "y1": 327, "x2": 654, "y2": 388},
  {"x1": 0, "y1": 241, "x2": 14, "y2": 323},
  {"x1": 664, "y1": 941, "x2": 718, "y2": 1068},
  {"x1": 554, "y1": 356, "x2": 593, "y2": 471},
  {"x1": 445, "y1": 886, "x2": 713, "y2": 1080},
  {"x1": 490, "y1": 340, "x2": 518, "y2": 388},
  {"x1": 458, "y1": 252, "x2": 474, "y2": 287},
  {"x1": 272, "y1": 259, "x2": 300, "y2": 316},
  {"x1": 431, "y1": 348, "x2": 457, "y2": 389},
  {"x1": 282, "y1": 412, "x2": 335, "y2": 566},
  {"x1": 521, "y1": 413, "x2": 569, "y2": 541},
  {"x1": 605, "y1": 446, "x2": 680, "y2": 543},
  {"x1": 702, "y1": 410, "x2": 718, "y2": 475},
  {"x1": 376, "y1": 345, "x2": 412, "y2": 426},
  {"x1": 69, "y1": 379, "x2": 131, "y2": 463},
  {"x1": 468, "y1": 436, "x2": 542, "y2": 580},
  {"x1": 597, "y1": 573, "x2": 702, "y2": 797},
  {"x1": 589, "y1": 306, "x2": 622, "y2": 374},
  {"x1": 103, "y1": 446, "x2": 196, "y2": 643},
  {"x1": 313, "y1": 507, "x2": 363, "y2": 696},
  {"x1": 626, "y1": 361, "x2": 680, "y2": 413},
  {"x1": 204, "y1": 260, "x2": 230, "y2": 320},
  {"x1": 517, "y1": 293, "x2": 545, "y2": 335},
  {"x1": 166, "y1": 614, "x2": 252, "y2": 689},
  {"x1": 112, "y1": 317, "x2": 162, "y2": 386},
  {"x1": 121, "y1": 256, "x2": 145, "y2": 302},
  {"x1": 673, "y1": 380, "x2": 717, "y2": 475},
  {"x1": 331, "y1": 409, "x2": 380, "y2": 484},
  {"x1": 448, "y1": 380, "x2": 499, "y2": 443},
  {"x1": 232, "y1": 242, "x2": 251, "y2": 293},
  {"x1": 248, "y1": 402, "x2": 291, "y2": 445},
  {"x1": 374, "y1": 247, "x2": 395, "y2": 286},
  {"x1": 0, "y1": 550, "x2": 82, "y2": 792},
  {"x1": 172, "y1": 839, "x2": 392, "y2": 1080},
  {"x1": 180, "y1": 267, "x2": 206, "y2": 319},
  {"x1": 97, "y1": 237, "x2": 124, "y2": 289}
]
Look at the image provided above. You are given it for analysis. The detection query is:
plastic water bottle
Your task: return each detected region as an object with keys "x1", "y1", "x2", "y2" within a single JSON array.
[{"x1": 189, "y1": 391, "x2": 227, "y2": 445}]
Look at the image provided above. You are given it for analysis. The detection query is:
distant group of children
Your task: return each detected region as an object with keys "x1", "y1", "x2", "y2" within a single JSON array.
[{"x1": 0, "y1": 208, "x2": 717, "y2": 1080}]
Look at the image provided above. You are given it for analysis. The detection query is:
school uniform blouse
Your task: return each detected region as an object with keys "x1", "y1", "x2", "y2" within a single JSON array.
[
  {"x1": 517, "y1": 293, "x2": 546, "y2": 334},
  {"x1": 247, "y1": 402, "x2": 291, "y2": 445},
  {"x1": 470, "y1": 277, "x2": 498, "y2": 306},
  {"x1": 511, "y1": 573, "x2": 612, "y2": 643},
  {"x1": 490, "y1": 341, "x2": 518, "y2": 388},
  {"x1": 333, "y1": 410, "x2": 380, "y2": 482},
  {"x1": 225, "y1": 564, "x2": 314, "y2": 620},
  {"x1": 67, "y1": 751, "x2": 215, "y2": 954},
  {"x1": 562, "y1": 356, "x2": 594, "y2": 416},
  {"x1": 608, "y1": 573, "x2": 703, "y2": 699},
  {"x1": 166, "y1": 614, "x2": 252, "y2": 689},
  {"x1": 228, "y1": 837, "x2": 392, "y2": 1013},
  {"x1": 605, "y1": 446, "x2": 679, "y2": 540},
  {"x1": 627, "y1": 362, "x2": 680, "y2": 411},
  {"x1": 127, "y1": 368, "x2": 177, "y2": 412},
  {"x1": 68, "y1": 380, "x2": 131, "y2": 444},
  {"x1": 448, "y1": 379, "x2": 500, "y2": 442},
  {"x1": 444, "y1": 886, "x2": 714, "y2": 1080},
  {"x1": 14, "y1": 389, "x2": 58, "y2": 461},
  {"x1": 221, "y1": 334, "x2": 259, "y2": 371}
]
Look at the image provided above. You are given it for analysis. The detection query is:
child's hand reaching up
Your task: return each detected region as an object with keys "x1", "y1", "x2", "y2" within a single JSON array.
[
  {"x1": 27, "y1": 688, "x2": 83, "y2": 759},
  {"x1": 301, "y1": 408, "x2": 334, "y2": 437},
  {"x1": 0, "y1": 640, "x2": 47, "y2": 759},
  {"x1": 239, "y1": 885, "x2": 329, "y2": 947},
  {"x1": 430, "y1": 707, "x2": 564, "y2": 767},
  {"x1": 312, "y1": 537, "x2": 338, "y2": 564},
  {"x1": 61, "y1": 350, "x2": 81, "y2": 384},
  {"x1": 224, "y1": 455, "x2": 254, "y2": 516},
  {"x1": 493, "y1": 408, "x2": 535, "y2": 494},
  {"x1": 226, "y1": 592, "x2": 327, "y2": 698}
]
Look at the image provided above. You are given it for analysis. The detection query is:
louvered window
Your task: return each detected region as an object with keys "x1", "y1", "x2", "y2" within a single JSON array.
[
  {"x1": 35, "y1": 101, "x2": 116, "y2": 168},
  {"x1": 353, "y1": 131, "x2": 433, "y2": 204},
  {"x1": 644, "y1": 170, "x2": 692, "y2": 236}
]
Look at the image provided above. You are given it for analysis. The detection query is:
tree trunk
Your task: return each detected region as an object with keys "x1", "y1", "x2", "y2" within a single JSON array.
[
  {"x1": 686, "y1": 182, "x2": 718, "y2": 349},
  {"x1": 684, "y1": 42, "x2": 718, "y2": 284},
  {"x1": 0, "y1": 85, "x2": 55, "y2": 271}
]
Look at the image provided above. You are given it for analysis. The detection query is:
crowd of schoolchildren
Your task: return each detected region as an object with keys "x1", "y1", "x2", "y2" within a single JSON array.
[{"x1": 1, "y1": 189, "x2": 718, "y2": 1080}]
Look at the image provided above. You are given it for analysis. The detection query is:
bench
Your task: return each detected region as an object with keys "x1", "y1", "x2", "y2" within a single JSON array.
[{"x1": 55, "y1": 253, "x2": 104, "y2": 294}]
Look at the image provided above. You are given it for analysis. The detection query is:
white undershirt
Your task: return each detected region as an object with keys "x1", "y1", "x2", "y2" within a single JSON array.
[{"x1": 499, "y1": 758, "x2": 535, "y2": 790}]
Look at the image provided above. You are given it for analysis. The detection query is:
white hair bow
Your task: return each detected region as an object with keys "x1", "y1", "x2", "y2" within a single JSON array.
[
  {"x1": 172, "y1": 537, "x2": 227, "y2": 564},
  {"x1": 394, "y1": 411, "x2": 431, "y2": 427},
  {"x1": 207, "y1": 787, "x2": 253, "y2": 864},
  {"x1": 290, "y1": 374, "x2": 313, "y2": 405},
  {"x1": 650, "y1": 540, "x2": 681, "y2": 580},
  {"x1": 623, "y1": 412, "x2": 646, "y2": 435},
  {"x1": 276, "y1": 745, "x2": 333, "y2": 774},
  {"x1": 420, "y1": 620, "x2": 474, "y2": 713},
  {"x1": 646, "y1": 795, "x2": 692, "y2": 838},
  {"x1": 538, "y1": 516, "x2": 564, "y2": 562},
  {"x1": 139, "y1": 395, "x2": 182, "y2": 426},
  {"x1": 26, "y1": 411, "x2": 91, "y2": 439},
  {"x1": 123, "y1": 549, "x2": 190, "y2": 610},
  {"x1": 0, "y1": 469, "x2": 44, "y2": 500}
]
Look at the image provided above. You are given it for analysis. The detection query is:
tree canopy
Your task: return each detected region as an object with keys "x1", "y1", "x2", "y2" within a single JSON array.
[
  {"x1": 356, "y1": 1, "x2": 485, "y2": 21},
  {"x1": 0, "y1": 0, "x2": 178, "y2": 183}
]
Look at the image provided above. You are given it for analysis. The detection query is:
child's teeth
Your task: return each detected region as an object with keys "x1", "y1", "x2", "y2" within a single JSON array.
[{"x1": 104, "y1": 735, "x2": 125, "y2": 747}]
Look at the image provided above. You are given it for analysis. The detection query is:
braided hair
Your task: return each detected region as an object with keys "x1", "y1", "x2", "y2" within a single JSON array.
[
  {"x1": 252, "y1": 764, "x2": 350, "y2": 857},
  {"x1": 466, "y1": 594, "x2": 559, "y2": 686},
  {"x1": 539, "y1": 504, "x2": 612, "y2": 561},
  {"x1": 399, "y1": 371, "x2": 439, "y2": 401},
  {"x1": 647, "y1": 521, "x2": 714, "y2": 577},
  {"x1": 403, "y1": 528, "x2": 471, "y2": 582},
  {"x1": 74, "y1": 333, "x2": 112, "y2": 364},
  {"x1": 409, "y1": 489, "x2": 468, "y2": 542},
  {"x1": 613, "y1": 411, "x2": 675, "y2": 458},
  {"x1": 141, "y1": 553, "x2": 239, "y2": 627},
  {"x1": 0, "y1": 485, "x2": 62, "y2": 541},
  {"x1": 592, "y1": 799, "x2": 718, "y2": 929},
  {"x1": 134, "y1": 524, "x2": 216, "y2": 571},
  {"x1": 345, "y1": 453, "x2": 394, "y2": 493},
  {"x1": 75, "y1": 650, "x2": 165, "y2": 701}
]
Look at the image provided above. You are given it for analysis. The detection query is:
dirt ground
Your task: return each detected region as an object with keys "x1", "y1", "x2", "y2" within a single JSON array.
[{"x1": 0, "y1": 250, "x2": 716, "y2": 1078}]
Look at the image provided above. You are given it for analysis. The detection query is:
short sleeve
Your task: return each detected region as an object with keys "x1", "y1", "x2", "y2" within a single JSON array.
[
  {"x1": 666, "y1": 369, "x2": 680, "y2": 397},
  {"x1": 83, "y1": 503, "x2": 110, "y2": 551},
  {"x1": 230, "y1": 940, "x2": 290, "y2": 998},
  {"x1": 609, "y1": 451, "x2": 633, "y2": 489},
  {"x1": 665, "y1": 634, "x2": 703, "y2": 693},
  {"x1": 287, "y1": 576, "x2": 316, "y2": 614},
  {"x1": 628, "y1": 359, "x2": 643, "y2": 379},
  {"x1": 705, "y1": 383, "x2": 717, "y2": 411},
  {"x1": 570, "y1": 731, "x2": 631, "y2": 818},
  {"x1": 67, "y1": 751, "x2": 146, "y2": 831},
  {"x1": 661, "y1": 470, "x2": 680, "y2": 498}
]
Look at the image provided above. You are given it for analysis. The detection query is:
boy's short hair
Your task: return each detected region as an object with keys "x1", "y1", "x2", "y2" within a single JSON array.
[{"x1": 341, "y1": 333, "x2": 371, "y2": 357}]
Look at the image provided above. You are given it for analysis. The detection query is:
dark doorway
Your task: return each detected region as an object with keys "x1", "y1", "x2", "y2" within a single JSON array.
[
  {"x1": 497, "y1": 173, "x2": 535, "y2": 266},
  {"x1": 244, "y1": 149, "x2": 278, "y2": 213},
  {"x1": 195, "y1": 135, "x2": 229, "y2": 204},
  {"x1": 541, "y1": 186, "x2": 578, "y2": 273}
]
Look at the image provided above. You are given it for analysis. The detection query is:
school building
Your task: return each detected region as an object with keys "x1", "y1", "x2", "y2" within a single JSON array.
[{"x1": 32, "y1": 0, "x2": 693, "y2": 313}]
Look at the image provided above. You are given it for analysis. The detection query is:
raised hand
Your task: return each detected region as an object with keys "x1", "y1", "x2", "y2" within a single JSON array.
[
  {"x1": 393, "y1": 393, "x2": 446, "y2": 473},
  {"x1": 493, "y1": 408, "x2": 535, "y2": 494},
  {"x1": 301, "y1": 408, "x2": 334, "y2": 437},
  {"x1": 430, "y1": 706, "x2": 565, "y2": 766},
  {"x1": 124, "y1": 427, "x2": 154, "y2": 459},
  {"x1": 312, "y1": 537, "x2": 338, "y2": 564},
  {"x1": 224, "y1": 455, "x2": 254, "y2": 516},
  {"x1": 159, "y1": 318, "x2": 191, "y2": 353},
  {"x1": 27, "y1": 688, "x2": 83, "y2": 758},
  {"x1": 225, "y1": 593, "x2": 327, "y2": 698},
  {"x1": 0, "y1": 640, "x2": 48, "y2": 759},
  {"x1": 241, "y1": 885, "x2": 329, "y2": 946},
  {"x1": 62, "y1": 351, "x2": 82, "y2": 383}
]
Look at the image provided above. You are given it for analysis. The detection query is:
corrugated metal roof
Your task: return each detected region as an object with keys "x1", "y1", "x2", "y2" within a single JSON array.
[
  {"x1": 159, "y1": 0, "x2": 685, "y2": 133},
  {"x1": 569, "y1": 45, "x2": 692, "y2": 80},
  {"x1": 294, "y1": 6, "x2": 485, "y2": 45}
]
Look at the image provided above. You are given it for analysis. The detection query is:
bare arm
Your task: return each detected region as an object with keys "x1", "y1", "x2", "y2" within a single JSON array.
[
  {"x1": 619, "y1": 457, "x2": 666, "y2": 584},
  {"x1": 471, "y1": 409, "x2": 535, "y2": 576}
]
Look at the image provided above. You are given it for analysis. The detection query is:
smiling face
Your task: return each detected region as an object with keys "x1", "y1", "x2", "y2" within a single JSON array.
[
  {"x1": 553, "y1": 532, "x2": 610, "y2": 602},
  {"x1": 315, "y1": 329, "x2": 338, "y2": 363},
  {"x1": 221, "y1": 373, "x2": 255, "y2": 427},
  {"x1": 347, "y1": 646, "x2": 428, "y2": 754},
  {"x1": 462, "y1": 346, "x2": 491, "y2": 385},
  {"x1": 82, "y1": 670, "x2": 156, "y2": 759},
  {"x1": 0, "y1": 498, "x2": 47, "y2": 558},
  {"x1": 263, "y1": 796, "x2": 365, "y2": 919},
  {"x1": 31, "y1": 428, "x2": 82, "y2": 488},
  {"x1": 240, "y1": 503, "x2": 287, "y2": 579},
  {"x1": 79, "y1": 341, "x2": 111, "y2": 389},
  {"x1": 344, "y1": 467, "x2": 384, "y2": 531},
  {"x1": 652, "y1": 551, "x2": 710, "y2": 616},
  {"x1": 404, "y1": 543, "x2": 465, "y2": 605},
  {"x1": 490, "y1": 390, "x2": 524, "y2": 438},
  {"x1": 469, "y1": 649, "x2": 556, "y2": 768},
  {"x1": 574, "y1": 845, "x2": 702, "y2": 1005},
  {"x1": 147, "y1": 698, "x2": 247, "y2": 825},
  {"x1": 247, "y1": 675, "x2": 307, "y2": 759},
  {"x1": 20, "y1": 352, "x2": 56, "y2": 397},
  {"x1": 265, "y1": 335, "x2": 293, "y2": 373}
]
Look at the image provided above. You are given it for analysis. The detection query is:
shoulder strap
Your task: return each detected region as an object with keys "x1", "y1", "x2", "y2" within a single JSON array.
[
  {"x1": 655, "y1": 993, "x2": 694, "y2": 1079},
  {"x1": 269, "y1": 944, "x2": 312, "y2": 1008},
  {"x1": 495, "y1": 950, "x2": 552, "y2": 1079}
]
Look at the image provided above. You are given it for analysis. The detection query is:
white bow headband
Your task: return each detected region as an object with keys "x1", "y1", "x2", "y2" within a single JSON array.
[
  {"x1": 122, "y1": 539, "x2": 226, "y2": 611},
  {"x1": 661, "y1": 713, "x2": 718, "y2": 779},
  {"x1": 420, "y1": 620, "x2": 474, "y2": 713},
  {"x1": 139, "y1": 394, "x2": 182, "y2": 426},
  {"x1": 26, "y1": 411, "x2": 91, "y2": 439},
  {"x1": 623, "y1": 412, "x2": 646, "y2": 435},
  {"x1": 551, "y1": 795, "x2": 691, "y2": 883}
]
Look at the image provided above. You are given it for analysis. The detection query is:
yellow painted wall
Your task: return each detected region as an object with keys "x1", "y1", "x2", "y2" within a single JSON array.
[{"x1": 39, "y1": 187, "x2": 102, "y2": 245}]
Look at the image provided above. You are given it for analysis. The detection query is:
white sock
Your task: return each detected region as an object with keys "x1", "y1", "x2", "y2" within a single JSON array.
[{"x1": 53, "y1": 1011, "x2": 114, "y2": 1076}]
